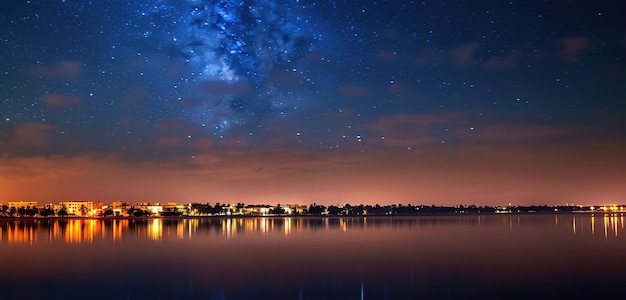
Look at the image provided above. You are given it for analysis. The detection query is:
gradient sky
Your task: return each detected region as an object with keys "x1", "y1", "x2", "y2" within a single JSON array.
[{"x1": 1, "y1": 1, "x2": 625, "y2": 206}]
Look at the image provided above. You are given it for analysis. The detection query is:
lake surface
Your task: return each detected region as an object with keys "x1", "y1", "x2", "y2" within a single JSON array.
[{"x1": 2, "y1": 214, "x2": 626, "y2": 299}]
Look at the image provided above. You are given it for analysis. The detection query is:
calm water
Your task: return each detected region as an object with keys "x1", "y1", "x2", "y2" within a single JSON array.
[{"x1": 2, "y1": 214, "x2": 626, "y2": 299}]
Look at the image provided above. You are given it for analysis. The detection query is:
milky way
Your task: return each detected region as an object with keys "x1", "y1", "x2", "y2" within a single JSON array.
[{"x1": 137, "y1": 0, "x2": 324, "y2": 132}]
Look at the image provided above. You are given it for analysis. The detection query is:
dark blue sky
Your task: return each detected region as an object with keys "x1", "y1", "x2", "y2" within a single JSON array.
[{"x1": 1, "y1": 0, "x2": 625, "y2": 205}]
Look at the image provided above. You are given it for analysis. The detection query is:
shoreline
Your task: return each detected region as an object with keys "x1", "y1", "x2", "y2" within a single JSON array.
[{"x1": 0, "y1": 210, "x2": 622, "y2": 221}]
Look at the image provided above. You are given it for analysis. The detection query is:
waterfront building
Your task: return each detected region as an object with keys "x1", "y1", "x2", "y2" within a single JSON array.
[
  {"x1": 131, "y1": 202, "x2": 165, "y2": 215},
  {"x1": 8, "y1": 201, "x2": 38, "y2": 209},
  {"x1": 111, "y1": 201, "x2": 130, "y2": 216},
  {"x1": 244, "y1": 205, "x2": 272, "y2": 216},
  {"x1": 146, "y1": 204, "x2": 163, "y2": 215},
  {"x1": 58, "y1": 201, "x2": 94, "y2": 216},
  {"x1": 287, "y1": 204, "x2": 308, "y2": 214},
  {"x1": 163, "y1": 202, "x2": 186, "y2": 212}
]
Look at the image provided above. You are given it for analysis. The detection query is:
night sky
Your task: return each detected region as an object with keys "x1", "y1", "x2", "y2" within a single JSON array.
[{"x1": 1, "y1": 0, "x2": 625, "y2": 206}]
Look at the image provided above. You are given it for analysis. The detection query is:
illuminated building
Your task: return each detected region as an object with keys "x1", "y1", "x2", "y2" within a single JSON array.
[
  {"x1": 111, "y1": 201, "x2": 130, "y2": 216},
  {"x1": 146, "y1": 205, "x2": 163, "y2": 215},
  {"x1": 133, "y1": 202, "x2": 163, "y2": 215},
  {"x1": 287, "y1": 204, "x2": 308, "y2": 214},
  {"x1": 163, "y1": 202, "x2": 186, "y2": 211},
  {"x1": 8, "y1": 201, "x2": 38, "y2": 209},
  {"x1": 244, "y1": 205, "x2": 272, "y2": 216},
  {"x1": 58, "y1": 201, "x2": 94, "y2": 216}
]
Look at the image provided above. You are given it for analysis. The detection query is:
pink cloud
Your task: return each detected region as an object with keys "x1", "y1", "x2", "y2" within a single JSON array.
[
  {"x1": 42, "y1": 94, "x2": 82, "y2": 108},
  {"x1": 157, "y1": 136, "x2": 183, "y2": 147},
  {"x1": 365, "y1": 113, "x2": 461, "y2": 145},
  {"x1": 269, "y1": 68, "x2": 304, "y2": 84},
  {"x1": 559, "y1": 37, "x2": 589, "y2": 62},
  {"x1": 117, "y1": 118, "x2": 133, "y2": 127},
  {"x1": 368, "y1": 113, "x2": 461, "y2": 129},
  {"x1": 190, "y1": 137, "x2": 215, "y2": 150},
  {"x1": 339, "y1": 85, "x2": 369, "y2": 97},
  {"x1": 388, "y1": 83, "x2": 407, "y2": 94},
  {"x1": 411, "y1": 54, "x2": 430, "y2": 66},
  {"x1": 449, "y1": 43, "x2": 478, "y2": 66},
  {"x1": 375, "y1": 50, "x2": 396, "y2": 62},
  {"x1": 157, "y1": 118, "x2": 199, "y2": 132},
  {"x1": 411, "y1": 44, "x2": 479, "y2": 67},
  {"x1": 166, "y1": 63, "x2": 185, "y2": 79},
  {"x1": 12, "y1": 123, "x2": 55, "y2": 148},
  {"x1": 456, "y1": 124, "x2": 571, "y2": 144},
  {"x1": 306, "y1": 52, "x2": 325, "y2": 64},
  {"x1": 122, "y1": 87, "x2": 151, "y2": 106},
  {"x1": 31, "y1": 61, "x2": 81, "y2": 79},
  {"x1": 219, "y1": 138, "x2": 248, "y2": 148},
  {"x1": 484, "y1": 53, "x2": 520, "y2": 70}
]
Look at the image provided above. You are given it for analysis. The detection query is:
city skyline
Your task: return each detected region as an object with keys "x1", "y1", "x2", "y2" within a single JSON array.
[
  {"x1": 2, "y1": 1, "x2": 626, "y2": 206},
  {"x1": 1, "y1": 199, "x2": 622, "y2": 215}
]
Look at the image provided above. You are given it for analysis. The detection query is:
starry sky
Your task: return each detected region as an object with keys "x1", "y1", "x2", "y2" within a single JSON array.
[{"x1": 1, "y1": 0, "x2": 626, "y2": 206}]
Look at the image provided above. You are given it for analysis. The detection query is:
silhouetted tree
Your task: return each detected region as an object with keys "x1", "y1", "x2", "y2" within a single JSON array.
[
  {"x1": 327, "y1": 205, "x2": 342, "y2": 215},
  {"x1": 190, "y1": 203, "x2": 212, "y2": 215},
  {"x1": 103, "y1": 208, "x2": 114, "y2": 217},
  {"x1": 343, "y1": 204, "x2": 353, "y2": 215},
  {"x1": 271, "y1": 205, "x2": 286, "y2": 215},
  {"x1": 25, "y1": 206, "x2": 38, "y2": 217},
  {"x1": 213, "y1": 203, "x2": 224, "y2": 215},
  {"x1": 39, "y1": 207, "x2": 55, "y2": 217},
  {"x1": 58, "y1": 207, "x2": 68, "y2": 217},
  {"x1": 368, "y1": 204, "x2": 386, "y2": 215},
  {"x1": 308, "y1": 204, "x2": 326, "y2": 215},
  {"x1": 128, "y1": 208, "x2": 150, "y2": 217},
  {"x1": 353, "y1": 205, "x2": 365, "y2": 215},
  {"x1": 236, "y1": 202, "x2": 245, "y2": 214}
]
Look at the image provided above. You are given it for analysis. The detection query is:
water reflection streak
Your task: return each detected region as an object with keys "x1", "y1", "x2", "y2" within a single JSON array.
[{"x1": 1, "y1": 214, "x2": 625, "y2": 245}]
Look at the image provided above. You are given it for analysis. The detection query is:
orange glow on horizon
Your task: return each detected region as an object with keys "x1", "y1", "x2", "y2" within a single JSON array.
[{"x1": 1, "y1": 140, "x2": 625, "y2": 207}]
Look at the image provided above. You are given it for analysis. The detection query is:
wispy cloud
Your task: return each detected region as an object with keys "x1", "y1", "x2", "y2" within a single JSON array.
[
  {"x1": 365, "y1": 113, "x2": 461, "y2": 146},
  {"x1": 484, "y1": 52, "x2": 521, "y2": 70},
  {"x1": 42, "y1": 94, "x2": 82, "y2": 108},
  {"x1": 339, "y1": 85, "x2": 369, "y2": 97},
  {"x1": 11, "y1": 123, "x2": 55, "y2": 148},
  {"x1": 559, "y1": 37, "x2": 590, "y2": 62},
  {"x1": 31, "y1": 61, "x2": 81, "y2": 79}
]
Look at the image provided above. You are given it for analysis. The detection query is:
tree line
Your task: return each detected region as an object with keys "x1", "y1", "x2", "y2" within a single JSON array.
[{"x1": 0, "y1": 203, "x2": 597, "y2": 218}]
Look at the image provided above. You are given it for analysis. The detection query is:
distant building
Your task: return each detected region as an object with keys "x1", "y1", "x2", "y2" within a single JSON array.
[
  {"x1": 8, "y1": 201, "x2": 38, "y2": 209},
  {"x1": 41, "y1": 203, "x2": 55, "y2": 209},
  {"x1": 244, "y1": 205, "x2": 272, "y2": 216},
  {"x1": 58, "y1": 201, "x2": 94, "y2": 216},
  {"x1": 286, "y1": 204, "x2": 308, "y2": 214},
  {"x1": 91, "y1": 201, "x2": 104, "y2": 216},
  {"x1": 163, "y1": 202, "x2": 186, "y2": 212},
  {"x1": 132, "y1": 202, "x2": 164, "y2": 215},
  {"x1": 111, "y1": 201, "x2": 130, "y2": 216},
  {"x1": 146, "y1": 204, "x2": 163, "y2": 215}
]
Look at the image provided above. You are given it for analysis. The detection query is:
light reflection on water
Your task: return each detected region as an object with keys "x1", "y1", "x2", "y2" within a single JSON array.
[
  {"x1": 1, "y1": 214, "x2": 626, "y2": 299},
  {"x1": 1, "y1": 214, "x2": 625, "y2": 244}
]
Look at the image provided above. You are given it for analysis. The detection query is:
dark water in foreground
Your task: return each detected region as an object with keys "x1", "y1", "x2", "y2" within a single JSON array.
[{"x1": 1, "y1": 214, "x2": 626, "y2": 299}]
